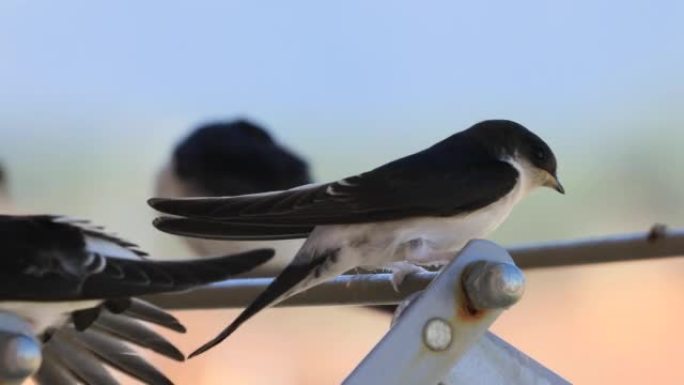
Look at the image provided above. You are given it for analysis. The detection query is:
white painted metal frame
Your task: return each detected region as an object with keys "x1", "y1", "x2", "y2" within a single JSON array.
[{"x1": 343, "y1": 240, "x2": 569, "y2": 385}]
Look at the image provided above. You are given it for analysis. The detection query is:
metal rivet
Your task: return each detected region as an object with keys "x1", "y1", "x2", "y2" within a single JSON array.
[{"x1": 423, "y1": 318, "x2": 452, "y2": 351}]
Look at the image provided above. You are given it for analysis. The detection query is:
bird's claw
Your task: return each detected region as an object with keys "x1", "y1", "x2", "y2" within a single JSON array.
[{"x1": 389, "y1": 262, "x2": 427, "y2": 292}]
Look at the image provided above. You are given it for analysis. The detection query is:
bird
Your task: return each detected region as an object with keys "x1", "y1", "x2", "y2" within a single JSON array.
[
  {"x1": 155, "y1": 119, "x2": 311, "y2": 262},
  {"x1": 149, "y1": 119, "x2": 564, "y2": 357},
  {"x1": 0, "y1": 214, "x2": 274, "y2": 384},
  {"x1": 0, "y1": 162, "x2": 194, "y2": 384}
]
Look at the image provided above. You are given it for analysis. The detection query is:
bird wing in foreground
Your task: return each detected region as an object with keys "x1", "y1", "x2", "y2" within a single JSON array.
[
  {"x1": 0, "y1": 215, "x2": 274, "y2": 385},
  {"x1": 0, "y1": 215, "x2": 274, "y2": 301}
]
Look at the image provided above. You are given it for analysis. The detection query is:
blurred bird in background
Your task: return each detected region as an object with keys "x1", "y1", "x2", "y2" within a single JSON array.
[{"x1": 155, "y1": 119, "x2": 312, "y2": 270}]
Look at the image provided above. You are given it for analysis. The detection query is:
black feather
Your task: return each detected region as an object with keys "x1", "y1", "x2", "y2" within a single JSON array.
[
  {"x1": 34, "y1": 351, "x2": 79, "y2": 385},
  {"x1": 0, "y1": 214, "x2": 274, "y2": 301},
  {"x1": 78, "y1": 249, "x2": 274, "y2": 299},
  {"x1": 72, "y1": 307, "x2": 102, "y2": 331},
  {"x1": 58, "y1": 327, "x2": 174, "y2": 385},
  {"x1": 153, "y1": 216, "x2": 313, "y2": 240},
  {"x1": 43, "y1": 333, "x2": 120, "y2": 385},
  {"x1": 190, "y1": 249, "x2": 336, "y2": 358},
  {"x1": 103, "y1": 298, "x2": 132, "y2": 313},
  {"x1": 92, "y1": 312, "x2": 184, "y2": 361},
  {"x1": 121, "y1": 298, "x2": 186, "y2": 333}
]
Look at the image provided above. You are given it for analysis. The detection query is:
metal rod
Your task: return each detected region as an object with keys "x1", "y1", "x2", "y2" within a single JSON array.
[
  {"x1": 343, "y1": 240, "x2": 521, "y2": 385},
  {"x1": 146, "y1": 227, "x2": 684, "y2": 310},
  {"x1": 511, "y1": 225, "x2": 683, "y2": 269},
  {"x1": 146, "y1": 271, "x2": 435, "y2": 310}
]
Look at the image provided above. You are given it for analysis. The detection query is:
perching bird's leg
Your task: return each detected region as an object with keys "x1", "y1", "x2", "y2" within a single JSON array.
[
  {"x1": 388, "y1": 262, "x2": 429, "y2": 291},
  {"x1": 386, "y1": 237, "x2": 456, "y2": 290}
]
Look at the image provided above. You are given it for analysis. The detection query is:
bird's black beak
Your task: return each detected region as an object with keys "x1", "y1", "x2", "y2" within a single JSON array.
[{"x1": 543, "y1": 172, "x2": 565, "y2": 194}]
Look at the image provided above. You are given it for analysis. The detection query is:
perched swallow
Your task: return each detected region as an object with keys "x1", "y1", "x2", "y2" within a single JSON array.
[
  {"x1": 150, "y1": 119, "x2": 563, "y2": 357},
  {"x1": 155, "y1": 119, "x2": 311, "y2": 260},
  {"x1": 0, "y1": 215, "x2": 274, "y2": 384}
]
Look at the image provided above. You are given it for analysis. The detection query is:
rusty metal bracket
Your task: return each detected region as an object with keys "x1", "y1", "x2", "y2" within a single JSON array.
[{"x1": 342, "y1": 240, "x2": 570, "y2": 385}]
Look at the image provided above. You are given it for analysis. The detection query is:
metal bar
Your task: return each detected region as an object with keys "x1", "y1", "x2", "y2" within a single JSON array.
[
  {"x1": 343, "y1": 240, "x2": 521, "y2": 385},
  {"x1": 145, "y1": 227, "x2": 684, "y2": 310},
  {"x1": 146, "y1": 271, "x2": 435, "y2": 309},
  {"x1": 511, "y1": 225, "x2": 683, "y2": 269}
]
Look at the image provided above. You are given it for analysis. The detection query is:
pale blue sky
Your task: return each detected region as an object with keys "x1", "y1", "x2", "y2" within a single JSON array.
[
  {"x1": 0, "y1": 1, "x2": 682, "y2": 246},
  {"x1": 1, "y1": 1, "x2": 681, "y2": 137}
]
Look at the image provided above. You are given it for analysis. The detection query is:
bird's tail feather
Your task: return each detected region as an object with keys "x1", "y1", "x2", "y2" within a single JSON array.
[
  {"x1": 33, "y1": 348, "x2": 78, "y2": 385},
  {"x1": 153, "y1": 216, "x2": 313, "y2": 240},
  {"x1": 58, "y1": 326, "x2": 174, "y2": 385},
  {"x1": 189, "y1": 252, "x2": 331, "y2": 358},
  {"x1": 92, "y1": 311, "x2": 185, "y2": 361},
  {"x1": 120, "y1": 298, "x2": 187, "y2": 333},
  {"x1": 41, "y1": 332, "x2": 121, "y2": 385}
]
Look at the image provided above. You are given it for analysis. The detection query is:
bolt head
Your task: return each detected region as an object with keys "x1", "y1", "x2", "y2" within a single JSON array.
[{"x1": 463, "y1": 261, "x2": 525, "y2": 310}]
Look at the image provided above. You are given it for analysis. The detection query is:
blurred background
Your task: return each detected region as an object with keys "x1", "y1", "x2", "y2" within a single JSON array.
[{"x1": 1, "y1": 1, "x2": 683, "y2": 384}]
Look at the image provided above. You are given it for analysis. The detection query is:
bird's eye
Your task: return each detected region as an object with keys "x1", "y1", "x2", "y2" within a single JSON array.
[{"x1": 534, "y1": 148, "x2": 546, "y2": 160}]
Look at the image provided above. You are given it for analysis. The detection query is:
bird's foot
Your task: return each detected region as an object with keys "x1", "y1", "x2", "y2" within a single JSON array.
[{"x1": 388, "y1": 262, "x2": 428, "y2": 292}]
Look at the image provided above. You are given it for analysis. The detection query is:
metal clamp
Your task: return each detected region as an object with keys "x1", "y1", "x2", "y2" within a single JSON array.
[
  {"x1": 342, "y1": 239, "x2": 570, "y2": 385},
  {"x1": 0, "y1": 312, "x2": 41, "y2": 385}
]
